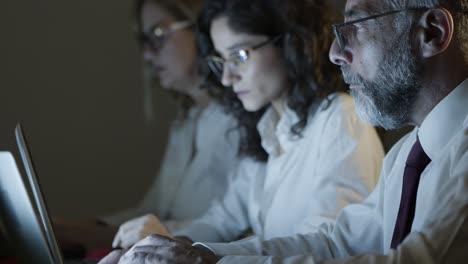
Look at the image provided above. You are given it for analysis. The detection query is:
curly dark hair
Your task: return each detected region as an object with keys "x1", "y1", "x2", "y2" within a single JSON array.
[{"x1": 197, "y1": 0, "x2": 344, "y2": 161}]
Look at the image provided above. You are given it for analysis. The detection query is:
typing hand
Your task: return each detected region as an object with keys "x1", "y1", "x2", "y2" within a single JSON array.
[
  {"x1": 118, "y1": 234, "x2": 219, "y2": 264},
  {"x1": 112, "y1": 214, "x2": 171, "y2": 249},
  {"x1": 97, "y1": 249, "x2": 125, "y2": 264}
]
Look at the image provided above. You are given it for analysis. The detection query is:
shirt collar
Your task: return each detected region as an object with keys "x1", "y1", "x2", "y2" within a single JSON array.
[
  {"x1": 257, "y1": 107, "x2": 300, "y2": 157},
  {"x1": 419, "y1": 78, "x2": 468, "y2": 159}
]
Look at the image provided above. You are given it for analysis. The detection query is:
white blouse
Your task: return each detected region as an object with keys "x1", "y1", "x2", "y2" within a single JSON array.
[
  {"x1": 104, "y1": 103, "x2": 240, "y2": 231},
  {"x1": 177, "y1": 93, "x2": 384, "y2": 242},
  {"x1": 203, "y1": 80, "x2": 468, "y2": 264}
]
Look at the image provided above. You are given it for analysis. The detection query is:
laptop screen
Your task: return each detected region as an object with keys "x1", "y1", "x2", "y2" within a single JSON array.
[
  {"x1": 0, "y1": 124, "x2": 64, "y2": 263},
  {"x1": 0, "y1": 151, "x2": 57, "y2": 263}
]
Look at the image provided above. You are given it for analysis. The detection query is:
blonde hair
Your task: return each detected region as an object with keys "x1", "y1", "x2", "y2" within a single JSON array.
[{"x1": 135, "y1": 0, "x2": 204, "y2": 122}]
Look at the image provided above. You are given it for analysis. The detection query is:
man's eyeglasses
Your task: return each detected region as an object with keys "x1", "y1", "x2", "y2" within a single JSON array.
[
  {"x1": 206, "y1": 36, "x2": 281, "y2": 81},
  {"x1": 138, "y1": 20, "x2": 193, "y2": 52},
  {"x1": 332, "y1": 7, "x2": 427, "y2": 49}
]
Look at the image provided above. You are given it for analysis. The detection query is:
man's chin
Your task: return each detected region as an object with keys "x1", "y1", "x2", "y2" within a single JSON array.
[
  {"x1": 355, "y1": 104, "x2": 405, "y2": 130},
  {"x1": 354, "y1": 104, "x2": 377, "y2": 126},
  {"x1": 353, "y1": 96, "x2": 388, "y2": 128},
  {"x1": 351, "y1": 90, "x2": 373, "y2": 113},
  {"x1": 348, "y1": 83, "x2": 365, "y2": 91}
]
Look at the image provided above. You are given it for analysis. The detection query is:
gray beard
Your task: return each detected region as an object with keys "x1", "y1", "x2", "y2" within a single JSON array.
[{"x1": 342, "y1": 31, "x2": 423, "y2": 130}]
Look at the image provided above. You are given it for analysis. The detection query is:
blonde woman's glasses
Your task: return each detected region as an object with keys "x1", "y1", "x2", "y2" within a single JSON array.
[{"x1": 138, "y1": 20, "x2": 193, "y2": 52}]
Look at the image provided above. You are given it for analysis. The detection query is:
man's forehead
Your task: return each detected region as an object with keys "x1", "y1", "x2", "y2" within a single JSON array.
[{"x1": 344, "y1": 0, "x2": 383, "y2": 18}]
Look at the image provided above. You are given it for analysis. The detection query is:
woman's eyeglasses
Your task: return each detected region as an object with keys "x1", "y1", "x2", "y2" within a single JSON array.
[
  {"x1": 206, "y1": 36, "x2": 281, "y2": 81},
  {"x1": 137, "y1": 20, "x2": 193, "y2": 52}
]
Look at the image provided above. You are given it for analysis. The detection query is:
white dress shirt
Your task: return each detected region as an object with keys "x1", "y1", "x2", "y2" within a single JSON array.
[
  {"x1": 206, "y1": 79, "x2": 468, "y2": 263},
  {"x1": 178, "y1": 93, "x2": 384, "y2": 243},
  {"x1": 103, "y1": 103, "x2": 240, "y2": 231}
]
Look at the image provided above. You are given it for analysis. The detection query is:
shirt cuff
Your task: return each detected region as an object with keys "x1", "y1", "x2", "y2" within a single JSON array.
[{"x1": 192, "y1": 236, "x2": 263, "y2": 256}]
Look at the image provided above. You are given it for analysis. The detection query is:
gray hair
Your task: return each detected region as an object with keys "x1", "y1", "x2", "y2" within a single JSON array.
[
  {"x1": 385, "y1": 0, "x2": 468, "y2": 62},
  {"x1": 386, "y1": 0, "x2": 467, "y2": 9}
]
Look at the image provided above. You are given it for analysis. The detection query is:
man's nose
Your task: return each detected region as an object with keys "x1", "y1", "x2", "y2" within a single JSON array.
[{"x1": 329, "y1": 39, "x2": 353, "y2": 66}]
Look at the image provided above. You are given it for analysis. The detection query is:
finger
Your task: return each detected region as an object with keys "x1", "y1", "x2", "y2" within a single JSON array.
[
  {"x1": 116, "y1": 215, "x2": 147, "y2": 241},
  {"x1": 145, "y1": 215, "x2": 171, "y2": 237},
  {"x1": 112, "y1": 227, "x2": 123, "y2": 248},
  {"x1": 141, "y1": 224, "x2": 157, "y2": 240},
  {"x1": 116, "y1": 219, "x2": 148, "y2": 249},
  {"x1": 120, "y1": 217, "x2": 145, "y2": 234},
  {"x1": 97, "y1": 249, "x2": 124, "y2": 264},
  {"x1": 115, "y1": 215, "x2": 170, "y2": 249},
  {"x1": 147, "y1": 214, "x2": 158, "y2": 224},
  {"x1": 120, "y1": 230, "x2": 143, "y2": 249}
]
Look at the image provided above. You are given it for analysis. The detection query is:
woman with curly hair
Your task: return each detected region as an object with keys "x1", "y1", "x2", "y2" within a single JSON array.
[
  {"x1": 165, "y1": 0, "x2": 385, "y2": 245},
  {"x1": 109, "y1": 0, "x2": 384, "y2": 254}
]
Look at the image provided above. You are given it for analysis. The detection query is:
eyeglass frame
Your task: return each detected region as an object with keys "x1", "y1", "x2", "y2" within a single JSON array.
[
  {"x1": 137, "y1": 20, "x2": 193, "y2": 51},
  {"x1": 332, "y1": 7, "x2": 429, "y2": 50},
  {"x1": 206, "y1": 35, "x2": 282, "y2": 80}
]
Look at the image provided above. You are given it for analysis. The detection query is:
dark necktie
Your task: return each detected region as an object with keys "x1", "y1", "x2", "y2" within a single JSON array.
[{"x1": 390, "y1": 136, "x2": 431, "y2": 249}]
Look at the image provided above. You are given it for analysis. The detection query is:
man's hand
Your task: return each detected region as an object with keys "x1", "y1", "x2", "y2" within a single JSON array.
[
  {"x1": 118, "y1": 234, "x2": 219, "y2": 264},
  {"x1": 112, "y1": 214, "x2": 171, "y2": 249}
]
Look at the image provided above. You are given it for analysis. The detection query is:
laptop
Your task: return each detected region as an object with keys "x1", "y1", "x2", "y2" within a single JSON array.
[{"x1": 0, "y1": 124, "x2": 97, "y2": 264}]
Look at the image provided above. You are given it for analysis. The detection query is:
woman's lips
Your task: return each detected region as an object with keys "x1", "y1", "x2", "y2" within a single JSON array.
[
  {"x1": 148, "y1": 61, "x2": 165, "y2": 72},
  {"x1": 153, "y1": 65, "x2": 165, "y2": 73},
  {"x1": 153, "y1": 65, "x2": 168, "y2": 80}
]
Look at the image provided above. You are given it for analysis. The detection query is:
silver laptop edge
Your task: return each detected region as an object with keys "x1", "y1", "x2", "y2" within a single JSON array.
[
  {"x1": 0, "y1": 152, "x2": 56, "y2": 263},
  {"x1": 15, "y1": 123, "x2": 64, "y2": 264}
]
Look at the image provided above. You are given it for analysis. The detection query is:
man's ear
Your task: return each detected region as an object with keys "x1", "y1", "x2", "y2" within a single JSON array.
[{"x1": 415, "y1": 7, "x2": 454, "y2": 58}]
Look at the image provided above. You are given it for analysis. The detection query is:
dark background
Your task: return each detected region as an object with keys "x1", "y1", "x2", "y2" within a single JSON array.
[
  {"x1": 0, "y1": 0, "x2": 176, "y2": 218},
  {"x1": 0, "y1": 0, "x2": 346, "y2": 218}
]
